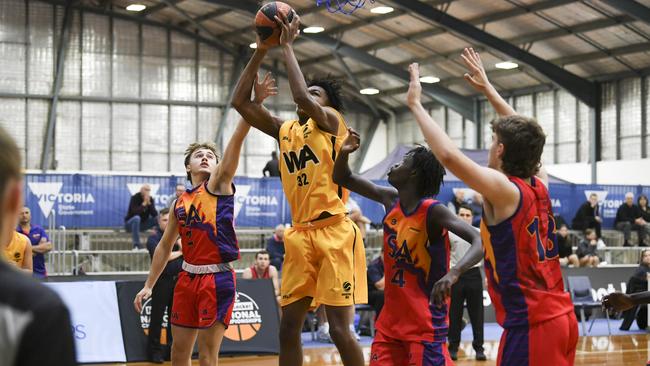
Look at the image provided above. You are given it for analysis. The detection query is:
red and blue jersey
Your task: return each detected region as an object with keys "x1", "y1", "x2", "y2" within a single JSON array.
[
  {"x1": 378, "y1": 199, "x2": 451, "y2": 343},
  {"x1": 174, "y1": 181, "x2": 239, "y2": 265},
  {"x1": 481, "y1": 176, "x2": 573, "y2": 329}
]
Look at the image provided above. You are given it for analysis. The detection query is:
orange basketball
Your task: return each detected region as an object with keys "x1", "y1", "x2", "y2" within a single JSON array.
[
  {"x1": 254, "y1": 2, "x2": 295, "y2": 47},
  {"x1": 224, "y1": 322, "x2": 262, "y2": 341}
]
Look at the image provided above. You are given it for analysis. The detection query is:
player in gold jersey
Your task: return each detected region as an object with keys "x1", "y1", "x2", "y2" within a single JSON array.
[
  {"x1": 3, "y1": 231, "x2": 32, "y2": 274},
  {"x1": 232, "y1": 13, "x2": 366, "y2": 366}
]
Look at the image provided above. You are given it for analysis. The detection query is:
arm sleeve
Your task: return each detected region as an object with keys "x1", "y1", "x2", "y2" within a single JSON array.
[
  {"x1": 39, "y1": 227, "x2": 49, "y2": 242},
  {"x1": 16, "y1": 303, "x2": 76, "y2": 366}
]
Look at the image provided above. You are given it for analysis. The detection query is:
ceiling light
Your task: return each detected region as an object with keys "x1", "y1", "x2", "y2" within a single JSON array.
[
  {"x1": 419, "y1": 76, "x2": 440, "y2": 84},
  {"x1": 371, "y1": 6, "x2": 394, "y2": 14},
  {"x1": 303, "y1": 26, "x2": 325, "y2": 34},
  {"x1": 249, "y1": 43, "x2": 257, "y2": 49},
  {"x1": 495, "y1": 61, "x2": 518, "y2": 70},
  {"x1": 360, "y1": 88, "x2": 379, "y2": 95},
  {"x1": 126, "y1": 4, "x2": 146, "y2": 12}
]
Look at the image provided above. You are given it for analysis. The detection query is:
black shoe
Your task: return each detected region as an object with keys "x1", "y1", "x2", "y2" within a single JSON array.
[
  {"x1": 150, "y1": 352, "x2": 165, "y2": 364},
  {"x1": 449, "y1": 349, "x2": 458, "y2": 361},
  {"x1": 475, "y1": 350, "x2": 487, "y2": 361}
]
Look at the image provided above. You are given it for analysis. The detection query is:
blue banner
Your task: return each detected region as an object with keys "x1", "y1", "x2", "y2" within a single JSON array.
[
  {"x1": 24, "y1": 174, "x2": 289, "y2": 228},
  {"x1": 24, "y1": 173, "x2": 649, "y2": 229}
]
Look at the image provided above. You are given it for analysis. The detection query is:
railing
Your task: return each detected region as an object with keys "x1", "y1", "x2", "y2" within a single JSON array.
[
  {"x1": 42, "y1": 225, "x2": 650, "y2": 276},
  {"x1": 42, "y1": 228, "x2": 383, "y2": 276}
]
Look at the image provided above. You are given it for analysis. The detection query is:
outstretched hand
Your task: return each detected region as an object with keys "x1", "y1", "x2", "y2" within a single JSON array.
[
  {"x1": 276, "y1": 11, "x2": 300, "y2": 47},
  {"x1": 602, "y1": 292, "x2": 635, "y2": 312},
  {"x1": 461, "y1": 47, "x2": 491, "y2": 93},
  {"x1": 406, "y1": 63, "x2": 422, "y2": 107},
  {"x1": 253, "y1": 72, "x2": 278, "y2": 104},
  {"x1": 341, "y1": 127, "x2": 361, "y2": 154}
]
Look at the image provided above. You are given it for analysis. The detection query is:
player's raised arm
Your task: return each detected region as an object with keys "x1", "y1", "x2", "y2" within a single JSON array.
[
  {"x1": 211, "y1": 76, "x2": 277, "y2": 194},
  {"x1": 406, "y1": 63, "x2": 518, "y2": 210},
  {"x1": 208, "y1": 119, "x2": 250, "y2": 196},
  {"x1": 231, "y1": 42, "x2": 283, "y2": 139},
  {"x1": 428, "y1": 205, "x2": 483, "y2": 305},
  {"x1": 333, "y1": 128, "x2": 398, "y2": 209},
  {"x1": 462, "y1": 47, "x2": 516, "y2": 117},
  {"x1": 134, "y1": 207, "x2": 179, "y2": 313},
  {"x1": 276, "y1": 13, "x2": 340, "y2": 135}
]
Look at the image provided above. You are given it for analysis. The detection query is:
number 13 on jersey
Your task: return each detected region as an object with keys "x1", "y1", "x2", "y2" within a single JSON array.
[{"x1": 527, "y1": 215, "x2": 558, "y2": 262}]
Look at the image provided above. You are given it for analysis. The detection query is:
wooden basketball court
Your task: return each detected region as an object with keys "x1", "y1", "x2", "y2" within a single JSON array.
[{"x1": 97, "y1": 334, "x2": 650, "y2": 365}]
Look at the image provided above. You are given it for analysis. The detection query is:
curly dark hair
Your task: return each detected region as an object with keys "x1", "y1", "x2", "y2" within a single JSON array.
[
  {"x1": 491, "y1": 115, "x2": 546, "y2": 179},
  {"x1": 408, "y1": 145, "x2": 446, "y2": 197},
  {"x1": 307, "y1": 75, "x2": 345, "y2": 114}
]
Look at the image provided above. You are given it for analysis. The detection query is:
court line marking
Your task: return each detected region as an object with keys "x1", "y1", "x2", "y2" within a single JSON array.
[{"x1": 576, "y1": 349, "x2": 650, "y2": 355}]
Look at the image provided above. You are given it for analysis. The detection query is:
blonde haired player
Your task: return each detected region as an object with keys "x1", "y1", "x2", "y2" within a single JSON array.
[
  {"x1": 134, "y1": 76, "x2": 276, "y2": 366},
  {"x1": 232, "y1": 12, "x2": 367, "y2": 366}
]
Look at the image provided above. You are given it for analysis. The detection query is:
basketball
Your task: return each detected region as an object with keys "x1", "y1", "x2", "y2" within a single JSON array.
[{"x1": 255, "y1": 2, "x2": 295, "y2": 47}]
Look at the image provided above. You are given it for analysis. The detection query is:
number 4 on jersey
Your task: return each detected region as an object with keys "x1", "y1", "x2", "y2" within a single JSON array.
[{"x1": 391, "y1": 268, "x2": 406, "y2": 287}]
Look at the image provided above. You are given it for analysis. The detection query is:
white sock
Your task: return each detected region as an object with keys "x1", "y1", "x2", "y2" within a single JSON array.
[{"x1": 320, "y1": 322, "x2": 329, "y2": 334}]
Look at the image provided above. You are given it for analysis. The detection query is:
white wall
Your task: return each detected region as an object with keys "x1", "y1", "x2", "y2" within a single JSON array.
[
  {"x1": 547, "y1": 159, "x2": 650, "y2": 185},
  {"x1": 360, "y1": 122, "x2": 388, "y2": 173}
]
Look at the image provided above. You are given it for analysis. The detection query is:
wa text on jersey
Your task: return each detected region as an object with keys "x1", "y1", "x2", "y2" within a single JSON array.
[{"x1": 282, "y1": 145, "x2": 320, "y2": 174}]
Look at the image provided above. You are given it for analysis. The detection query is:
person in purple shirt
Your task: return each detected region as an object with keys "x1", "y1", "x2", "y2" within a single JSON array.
[{"x1": 17, "y1": 207, "x2": 52, "y2": 278}]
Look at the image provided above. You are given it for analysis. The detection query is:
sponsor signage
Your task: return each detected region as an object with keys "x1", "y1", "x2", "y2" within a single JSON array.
[
  {"x1": 114, "y1": 279, "x2": 279, "y2": 362},
  {"x1": 24, "y1": 173, "x2": 649, "y2": 229},
  {"x1": 46, "y1": 282, "x2": 126, "y2": 363}
]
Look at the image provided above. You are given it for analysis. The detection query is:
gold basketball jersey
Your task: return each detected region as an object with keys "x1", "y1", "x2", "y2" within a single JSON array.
[
  {"x1": 4, "y1": 231, "x2": 28, "y2": 267},
  {"x1": 278, "y1": 108, "x2": 350, "y2": 224}
]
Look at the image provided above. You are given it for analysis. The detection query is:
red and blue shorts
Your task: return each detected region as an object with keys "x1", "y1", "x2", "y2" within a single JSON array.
[
  {"x1": 171, "y1": 269, "x2": 236, "y2": 329},
  {"x1": 370, "y1": 329, "x2": 454, "y2": 366},
  {"x1": 497, "y1": 311, "x2": 578, "y2": 366}
]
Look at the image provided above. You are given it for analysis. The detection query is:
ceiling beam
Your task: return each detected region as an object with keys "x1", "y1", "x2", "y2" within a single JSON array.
[
  {"x1": 177, "y1": 8, "x2": 231, "y2": 28},
  {"x1": 601, "y1": 0, "x2": 650, "y2": 27},
  {"x1": 552, "y1": 41, "x2": 650, "y2": 65},
  {"x1": 349, "y1": 14, "x2": 636, "y2": 80},
  {"x1": 379, "y1": 0, "x2": 598, "y2": 107},
  {"x1": 139, "y1": 0, "x2": 185, "y2": 17},
  {"x1": 305, "y1": 33, "x2": 474, "y2": 119},
  {"x1": 162, "y1": 0, "x2": 220, "y2": 38},
  {"x1": 333, "y1": 52, "x2": 382, "y2": 118},
  {"x1": 301, "y1": 0, "x2": 575, "y2": 67},
  {"x1": 201, "y1": 0, "x2": 474, "y2": 119},
  {"x1": 509, "y1": 14, "x2": 633, "y2": 45},
  {"x1": 421, "y1": 42, "x2": 650, "y2": 88}
]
